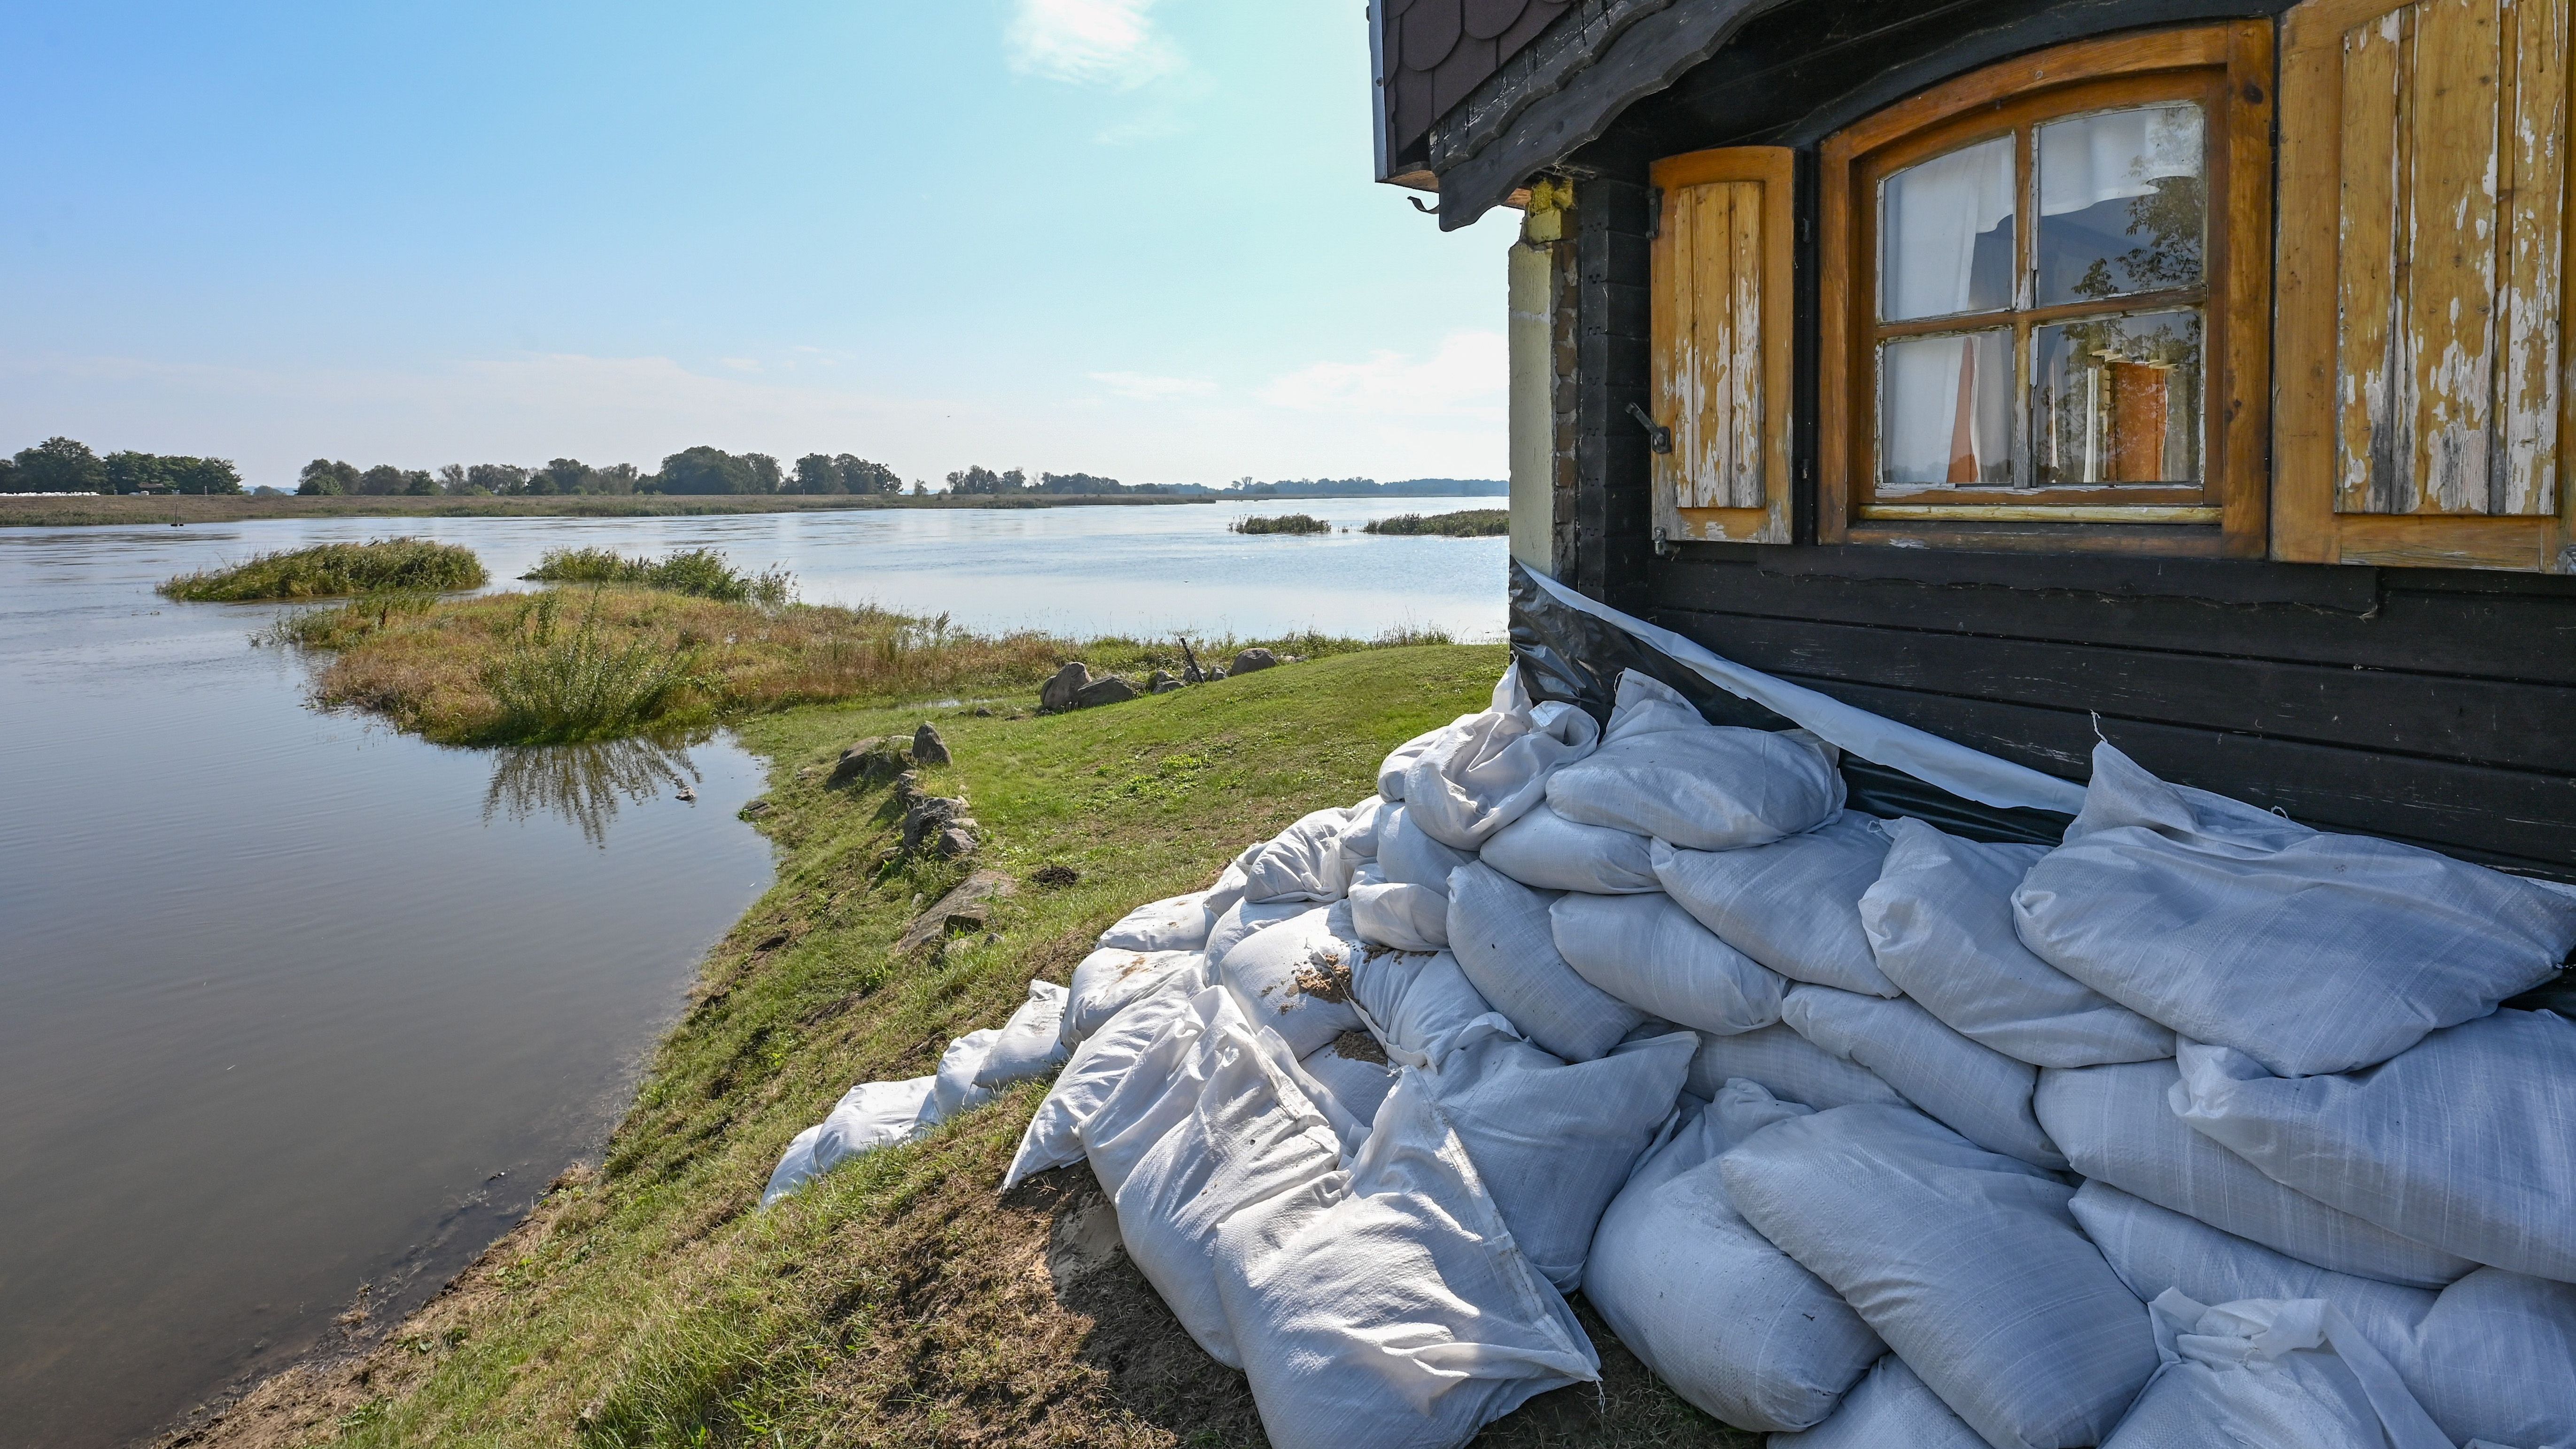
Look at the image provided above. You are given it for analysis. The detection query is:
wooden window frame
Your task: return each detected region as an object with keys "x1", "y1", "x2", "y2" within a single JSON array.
[
  {"x1": 2274, "y1": 0, "x2": 2576, "y2": 573},
  {"x1": 1818, "y1": 24, "x2": 2277, "y2": 556},
  {"x1": 1648, "y1": 146, "x2": 1798, "y2": 545}
]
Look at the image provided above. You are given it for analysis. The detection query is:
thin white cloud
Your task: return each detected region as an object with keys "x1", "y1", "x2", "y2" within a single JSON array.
[
  {"x1": 1090, "y1": 370, "x2": 1218, "y2": 401},
  {"x1": 1257, "y1": 332, "x2": 1507, "y2": 418},
  {"x1": 1005, "y1": 0, "x2": 1182, "y2": 89},
  {"x1": 717, "y1": 357, "x2": 761, "y2": 372}
]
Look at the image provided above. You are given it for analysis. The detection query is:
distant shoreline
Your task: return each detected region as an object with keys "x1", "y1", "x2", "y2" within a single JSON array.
[{"x1": 0, "y1": 492, "x2": 1217, "y2": 528}]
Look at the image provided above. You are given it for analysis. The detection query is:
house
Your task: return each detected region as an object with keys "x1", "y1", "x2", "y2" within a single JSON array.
[{"x1": 1376, "y1": 0, "x2": 2576, "y2": 878}]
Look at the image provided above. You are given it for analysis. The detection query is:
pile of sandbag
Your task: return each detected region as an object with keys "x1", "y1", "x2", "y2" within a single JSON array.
[{"x1": 852, "y1": 658, "x2": 2576, "y2": 1448}]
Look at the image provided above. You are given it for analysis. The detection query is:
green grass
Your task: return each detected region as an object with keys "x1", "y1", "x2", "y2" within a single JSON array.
[
  {"x1": 227, "y1": 644, "x2": 1752, "y2": 1449},
  {"x1": 478, "y1": 591, "x2": 707, "y2": 744},
  {"x1": 1364, "y1": 508, "x2": 1510, "y2": 537},
  {"x1": 1227, "y1": 512, "x2": 1331, "y2": 535},
  {"x1": 159, "y1": 537, "x2": 488, "y2": 601},
  {"x1": 522, "y1": 547, "x2": 794, "y2": 606}
]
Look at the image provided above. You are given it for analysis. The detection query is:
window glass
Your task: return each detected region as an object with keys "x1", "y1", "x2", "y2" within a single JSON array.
[
  {"x1": 2032, "y1": 310, "x2": 2204, "y2": 484},
  {"x1": 1880, "y1": 135, "x2": 2016, "y2": 321},
  {"x1": 1881, "y1": 329, "x2": 2014, "y2": 486},
  {"x1": 2034, "y1": 104, "x2": 2205, "y2": 305}
]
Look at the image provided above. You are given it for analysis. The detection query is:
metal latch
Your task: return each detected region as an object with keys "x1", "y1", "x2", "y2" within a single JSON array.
[{"x1": 1625, "y1": 402, "x2": 1672, "y2": 454}]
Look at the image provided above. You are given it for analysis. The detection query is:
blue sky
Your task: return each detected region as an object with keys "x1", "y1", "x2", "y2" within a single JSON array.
[{"x1": 0, "y1": 1, "x2": 1518, "y2": 488}]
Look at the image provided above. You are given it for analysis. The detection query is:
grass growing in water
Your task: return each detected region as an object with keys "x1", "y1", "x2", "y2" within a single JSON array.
[
  {"x1": 522, "y1": 547, "x2": 793, "y2": 606},
  {"x1": 186, "y1": 644, "x2": 1753, "y2": 1449},
  {"x1": 1227, "y1": 512, "x2": 1331, "y2": 535},
  {"x1": 479, "y1": 591, "x2": 706, "y2": 744},
  {"x1": 160, "y1": 538, "x2": 487, "y2": 601},
  {"x1": 1364, "y1": 508, "x2": 1510, "y2": 537}
]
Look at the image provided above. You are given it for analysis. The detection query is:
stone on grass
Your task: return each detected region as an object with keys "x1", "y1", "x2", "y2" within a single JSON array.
[
  {"x1": 896, "y1": 870, "x2": 1015, "y2": 954},
  {"x1": 1040, "y1": 662, "x2": 1093, "y2": 712},
  {"x1": 829, "y1": 736, "x2": 909, "y2": 787},
  {"x1": 1073, "y1": 676, "x2": 1140, "y2": 708},
  {"x1": 912, "y1": 722, "x2": 951, "y2": 767},
  {"x1": 1229, "y1": 647, "x2": 1279, "y2": 675}
]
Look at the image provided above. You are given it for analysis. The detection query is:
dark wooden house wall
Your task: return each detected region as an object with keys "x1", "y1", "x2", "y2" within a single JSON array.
[{"x1": 1540, "y1": 0, "x2": 2576, "y2": 879}]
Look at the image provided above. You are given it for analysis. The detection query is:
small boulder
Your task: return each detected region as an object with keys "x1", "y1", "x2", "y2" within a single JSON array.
[
  {"x1": 931, "y1": 821, "x2": 979, "y2": 859},
  {"x1": 895, "y1": 869, "x2": 1015, "y2": 953},
  {"x1": 901, "y1": 794, "x2": 968, "y2": 852},
  {"x1": 1073, "y1": 676, "x2": 1140, "y2": 708},
  {"x1": 829, "y1": 736, "x2": 908, "y2": 787},
  {"x1": 912, "y1": 722, "x2": 951, "y2": 767},
  {"x1": 1150, "y1": 678, "x2": 1184, "y2": 695},
  {"x1": 741, "y1": 798, "x2": 773, "y2": 818},
  {"x1": 1040, "y1": 661, "x2": 1093, "y2": 712},
  {"x1": 1147, "y1": 669, "x2": 1177, "y2": 689},
  {"x1": 1228, "y1": 647, "x2": 1279, "y2": 675}
]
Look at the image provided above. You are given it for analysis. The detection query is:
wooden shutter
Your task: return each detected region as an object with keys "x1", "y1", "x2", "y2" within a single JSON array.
[
  {"x1": 1649, "y1": 147, "x2": 1795, "y2": 545},
  {"x1": 2276, "y1": 0, "x2": 2576, "y2": 570}
]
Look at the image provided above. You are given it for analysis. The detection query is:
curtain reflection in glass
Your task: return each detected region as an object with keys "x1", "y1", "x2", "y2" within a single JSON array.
[
  {"x1": 483, "y1": 735, "x2": 705, "y2": 849},
  {"x1": 1882, "y1": 329, "x2": 2015, "y2": 486},
  {"x1": 2035, "y1": 104, "x2": 2204, "y2": 306},
  {"x1": 1880, "y1": 135, "x2": 2017, "y2": 321},
  {"x1": 2033, "y1": 310, "x2": 2203, "y2": 485}
]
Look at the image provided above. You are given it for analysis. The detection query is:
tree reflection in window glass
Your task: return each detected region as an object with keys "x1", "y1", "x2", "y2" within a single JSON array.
[
  {"x1": 2032, "y1": 310, "x2": 2203, "y2": 485},
  {"x1": 2035, "y1": 104, "x2": 2204, "y2": 306}
]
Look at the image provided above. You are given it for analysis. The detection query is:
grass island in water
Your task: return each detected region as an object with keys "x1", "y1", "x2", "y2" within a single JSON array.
[{"x1": 160, "y1": 538, "x2": 487, "y2": 602}]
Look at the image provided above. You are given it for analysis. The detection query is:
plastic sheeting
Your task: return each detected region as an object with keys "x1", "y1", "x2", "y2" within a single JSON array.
[
  {"x1": 1654, "y1": 815, "x2": 1900, "y2": 998},
  {"x1": 1724, "y1": 1103, "x2": 2158, "y2": 1449},
  {"x1": 2173, "y1": 1011, "x2": 2576, "y2": 1283},
  {"x1": 2015, "y1": 742, "x2": 2576, "y2": 1077},
  {"x1": 1585, "y1": 1081, "x2": 1882, "y2": 1430}
]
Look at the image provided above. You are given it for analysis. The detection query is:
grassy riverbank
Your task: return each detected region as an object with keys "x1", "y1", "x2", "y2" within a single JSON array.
[
  {"x1": 181, "y1": 646, "x2": 1750, "y2": 1449},
  {"x1": 0, "y1": 492, "x2": 1211, "y2": 529},
  {"x1": 1364, "y1": 508, "x2": 1510, "y2": 537}
]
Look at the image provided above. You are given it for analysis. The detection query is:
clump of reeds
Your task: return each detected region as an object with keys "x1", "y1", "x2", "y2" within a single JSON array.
[
  {"x1": 161, "y1": 538, "x2": 487, "y2": 601},
  {"x1": 478, "y1": 591, "x2": 706, "y2": 744},
  {"x1": 1228, "y1": 513, "x2": 1332, "y2": 535},
  {"x1": 521, "y1": 546, "x2": 792, "y2": 606},
  {"x1": 1362, "y1": 508, "x2": 1509, "y2": 537}
]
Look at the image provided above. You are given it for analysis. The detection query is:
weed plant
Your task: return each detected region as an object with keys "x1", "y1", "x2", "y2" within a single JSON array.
[
  {"x1": 478, "y1": 591, "x2": 706, "y2": 744},
  {"x1": 522, "y1": 547, "x2": 793, "y2": 606},
  {"x1": 1363, "y1": 508, "x2": 1510, "y2": 537},
  {"x1": 161, "y1": 538, "x2": 487, "y2": 601},
  {"x1": 1227, "y1": 512, "x2": 1331, "y2": 535}
]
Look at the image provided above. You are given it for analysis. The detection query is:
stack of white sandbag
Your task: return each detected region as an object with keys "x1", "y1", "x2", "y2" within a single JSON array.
[{"x1": 988, "y1": 660, "x2": 2576, "y2": 1449}]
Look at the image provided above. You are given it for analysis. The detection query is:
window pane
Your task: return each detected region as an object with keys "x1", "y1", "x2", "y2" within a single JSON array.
[
  {"x1": 1881, "y1": 329, "x2": 2015, "y2": 487},
  {"x1": 1880, "y1": 136, "x2": 2016, "y2": 321},
  {"x1": 2032, "y1": 310, "x2": 2203, "y2": 485},
  {"x1": 2035, "y1": 104, "x2": 2204, "y2": 306}
]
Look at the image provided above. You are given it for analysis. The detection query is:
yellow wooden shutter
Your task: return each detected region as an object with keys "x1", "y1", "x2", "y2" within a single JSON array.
[
  {"x1": 2277, "y1": 0, "x2": 2576, "y2": 570},
  {"x1": 1649, "y1": 147, "x2": 1796, "y2": 545}
]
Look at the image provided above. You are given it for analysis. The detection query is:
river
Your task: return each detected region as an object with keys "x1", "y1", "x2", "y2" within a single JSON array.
[{"x1": 0, "y1": 497, "x2": 1504, "y2": 1447}]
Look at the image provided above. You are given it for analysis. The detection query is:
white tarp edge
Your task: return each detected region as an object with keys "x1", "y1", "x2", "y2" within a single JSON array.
[{"x1": 1522, "y1": 569, "x2": 2087, "y2": 816}]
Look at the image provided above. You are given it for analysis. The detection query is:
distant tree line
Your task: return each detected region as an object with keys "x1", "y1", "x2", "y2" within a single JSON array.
[{"x1": 0, "y1": 437, "x2": 243, "y2": 494}]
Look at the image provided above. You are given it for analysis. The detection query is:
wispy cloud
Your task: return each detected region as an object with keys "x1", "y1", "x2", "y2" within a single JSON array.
[
  {"x1": 1256, "y1": 332, "x2": 1507, "y2": 418},
  {"x1": 1005, "y1": 0, "x2": 1183, "y2": 89},
  {"x1": 1090, "y1": 370, "x2": 1218, "y2": 401}
]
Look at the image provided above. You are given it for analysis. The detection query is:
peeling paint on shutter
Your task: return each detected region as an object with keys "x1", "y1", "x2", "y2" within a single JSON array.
[{"x1": 1649, "y1": 147, "x2": 1796, "y2": 545}]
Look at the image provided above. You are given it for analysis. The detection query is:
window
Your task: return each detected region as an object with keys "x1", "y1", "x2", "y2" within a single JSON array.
[{"x1": 1818, "y1": 26, "x2": 2276, "y2": 554}]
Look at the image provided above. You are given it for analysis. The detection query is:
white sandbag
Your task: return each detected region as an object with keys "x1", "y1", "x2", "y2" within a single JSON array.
[
  {"x1": 2071, "y1": 1181, "x2": 2576, "y2": 1449},
  {"x1": 1780, "y1": 984, "x2": 2063, "y2": 1168},
  {"x1": 1770, "y1": 1355, "x2": 1986, "y2": 1449},
  {"x1": 1348, "y1": 874, "x2": 1449, "y2": 951},
  {"x1": 1586, "y1": 1080, "x2": 1884, "y2": 1431},
  {"x1": 2033, "y1": 1059, "x2": 2475, "y2": 1287},
  {"x1": 1376, "y1": 801, "x2": 1477, "y2": 892},
  {"x1": 1480, "y1": 802, "x2": 1659, "y2": 893},
  {"x1": 1429, "y1": 1024, "x2": 1696, "y2": 1290},
  {"x1": 2103, "y1": 1290, "x2": 2449, "y2": 1449},
  {"x1": 1212, "y1": 902, "x2": 1367, "y2": 1058},
  {"x1": 1203, "y1": 897, "x2": 1308, "y2": 974},
  {"x1": 1723, "y1": 1103, "x2": 2158, "y2": 1449},
  {"x1": 1348, "y1": 945, "x2": 1495, "y2": 1069},
  {"x1": 1599, "y1": 666, "x2": 1710, "y2": 741},
  {"x1": 1060, "y1": 946, "x2": 1203, "y2": 1049},
  {"x1": 1400, "y1": 669, "x2": 1602, "y2": 850},
  {"x1": 1447, "y1": 861, "x2": 1643, "y2": 1062},
  {"x1": 1201, "y1": 844, "x2": 1260, "y2": 919},
  {"x1": 1338, "y1": 794, "x2": 1385, "y2": 860},
  {"x1": 1007, "y1": 976, "x2": 1201, "y2": 1189},
  {"x1": 1379, "y1": 703, "x2": 1478, "y2": 802},
  {"x1": 1653, "y1": 814, "x2": 1900, "y2": 998},
  {"x1": 1860, "y1": 818, "x2": 2173, "y2": 1068},
  {"x1": 1551, "y1": 891, "x2": 1784, "y2": 1036},
  {"x1": 1097, "y1": 891, "x2": 1217, "y2": 953},
  {"x1": 761, "y1": 1076, "x2": 937, "y2": 1208},
  {"x1": 1084, "y1": 992, "x2": 1345, "y2": 1369},
  {"x1": 2172, "y1": 1010, "x2": 2576, "y2": 1284},
  {"x1": 1685, "y1": 1023, "x2": 1906, "y2": 1111},
  {"x1": 1213, "y1": 1069, "x2": 1600, "y2": 1449},
  {"x1": 2012, "y1": 741, "x2": 2576, "y2": 1077},
  {"x1": 1297, "y1": 1030, "x2": 1397, "y2": 1139},
  {"x1": 928, "y1": 1028, "x2": 1002, "y2": 1122},
  {"x1": 1237, "y1": 806, "x2": 1358, "y2": 905},
  {"x1": 973, "y1": 979, "x2": 1070, "y2": 1088},
  {"x1": 1548, "y1": 721, "x2": 1844, "y2": 851}
]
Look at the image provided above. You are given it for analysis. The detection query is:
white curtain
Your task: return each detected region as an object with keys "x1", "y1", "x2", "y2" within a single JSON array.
[
  {"x1": 1881, "y1": 134, "x2": 2016, "y2": 321},
  {"x1": 2037, "y1": 103, "x2": 2201, "y2": 218}
]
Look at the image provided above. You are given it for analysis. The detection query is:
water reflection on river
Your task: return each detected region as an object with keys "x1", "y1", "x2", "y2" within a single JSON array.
[{"x1": 0, "y1": 500, "x2": 1502, "y2": 1448}]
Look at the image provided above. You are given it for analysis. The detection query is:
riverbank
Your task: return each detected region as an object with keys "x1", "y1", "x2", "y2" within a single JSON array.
[
  {"x1": 0, "y1": 492, "x2": 1212, "y2": 529},
  {"x1": 169, "y1": 644, "x2": 1746, "y2": 1449}
]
